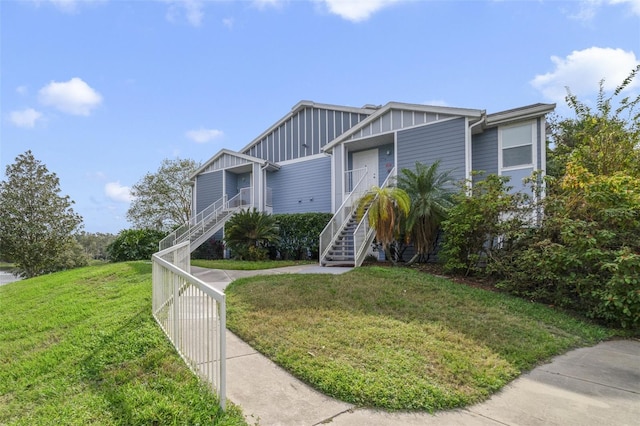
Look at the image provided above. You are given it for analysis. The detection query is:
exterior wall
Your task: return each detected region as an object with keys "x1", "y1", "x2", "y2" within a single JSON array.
[
  {"x1": 244, "y1": 107, "x2": 369, "y2": 163},
  {"x1": 348, "y1": 108, "x2": 452, "y2": 142},
  {"x1": 536, "y1": 117, "x2": 543, "y2": 170},
  {"x1": 225, "y1": 171, "x2": 237, "y2": 198},
  {"x1": 472, "y1": 127, "x2": 499, "y2": 180},
  {"x1": 378, "y1": 143, "x2": 395, "y2": 184},
  {"x1": 267, "y1": 156, "x2": 332, "y2": 214},
  {"x1": 396, "y1": 118, "x2": 467, "y2": 182},
  {"x1": 195, "y1": 171, "x2": 223, "y2": 214}
]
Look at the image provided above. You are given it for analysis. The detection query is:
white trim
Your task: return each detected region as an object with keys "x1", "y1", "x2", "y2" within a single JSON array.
[
  {"x1": 498, "y1": 120, "x2": 536, "y2": 175},
  {"x1": 276, "y1": 152, "x2": 329, "y2": 166}
]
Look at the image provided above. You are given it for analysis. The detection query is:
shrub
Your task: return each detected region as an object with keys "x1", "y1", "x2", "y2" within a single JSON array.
[
  {"x1": 271, "y1": 213, "x2": 333, "y2": 260},
  {"x1": 440, "y1": 174, "x2": 533, "y2": 276},
  {"x1": 106, "y1": 229, "x2": 167, "y2": 262},
  {"x1": 191, "y1": 237, "x2": 225, "y2": 260},
  {"x1": 224, "y1": 208, "x2": 279, "y2": 261}
]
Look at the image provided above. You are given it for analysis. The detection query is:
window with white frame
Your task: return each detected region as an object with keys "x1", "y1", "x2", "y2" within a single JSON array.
[{"x1": 500, "y1": 122, "x2": 534, "y2": 168}]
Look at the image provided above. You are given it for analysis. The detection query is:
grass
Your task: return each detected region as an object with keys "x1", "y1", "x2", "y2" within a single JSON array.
[
  {"x1": 226, "y1": 265, "x2": 615, "y2": 412},
  {"x1": 0, "y1": 262, "x2": 247, "y2": 426},
  {"x1": 191, "y1": 258, "x2": 315, "y2": 270}
]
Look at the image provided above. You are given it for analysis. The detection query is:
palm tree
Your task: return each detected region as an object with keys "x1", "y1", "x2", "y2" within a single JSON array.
[
  {"x1": 224, "y1": 208, "x2": 279, "y2": 260},
  {"x1": 397, "y1": 161, "x2": 456, "y2": 264},
  {"x1": 356, "y1": 186, "x2": 410, "y2": 264}
]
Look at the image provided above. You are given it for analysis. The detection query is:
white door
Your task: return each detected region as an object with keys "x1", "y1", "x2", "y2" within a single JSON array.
[{"x1": 352, "y1": 149, "x2": 379, "y2": 190}]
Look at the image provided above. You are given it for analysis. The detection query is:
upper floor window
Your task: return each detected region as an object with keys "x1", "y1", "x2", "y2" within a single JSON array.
[{"x1": 500, "y1": 122, "x2": 534, "y2": 168}]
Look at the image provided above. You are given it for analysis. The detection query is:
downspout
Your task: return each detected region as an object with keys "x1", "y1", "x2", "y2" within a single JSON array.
[{"x1": 467, "y1": 113, "x2": 486, "y2": 193}]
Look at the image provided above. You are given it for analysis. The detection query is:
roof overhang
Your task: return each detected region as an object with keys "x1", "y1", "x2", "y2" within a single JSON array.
[
  {"x1": 322, "y1": 101, "x2": 483, "y2": 153},
  {"x1": 486, "y1": 103, "x2": 556, "y2": 127},
  {"x1": 190, "y1": 148, "x2": 280, "y2": 180},
  {"x1": 237, "y1": 100, "x2": 378, "y2": 155}
]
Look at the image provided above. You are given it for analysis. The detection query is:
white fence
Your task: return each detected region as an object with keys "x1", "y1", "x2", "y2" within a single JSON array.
[{"x1": 152, "y1": 241, "x2": 226, "y2": 410}]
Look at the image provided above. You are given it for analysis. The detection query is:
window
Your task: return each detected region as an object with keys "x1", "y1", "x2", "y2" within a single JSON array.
[{"x1": 501, "y1": 123, "x2": 533, "y2": 168}]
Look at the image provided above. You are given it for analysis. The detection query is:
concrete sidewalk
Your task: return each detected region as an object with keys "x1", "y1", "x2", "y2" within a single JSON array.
[{"x1": 192, "y1": 265, "x2": 640, "y2": 426}]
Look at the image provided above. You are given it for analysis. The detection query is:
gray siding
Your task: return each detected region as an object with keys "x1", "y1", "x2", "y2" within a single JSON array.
[
  {"x1": 267, "y1": 156, "x2": 332, "y2": 214},
  {"x1": 378, "y1": 143, "x2": 395, "y2": 184},
  {"x1": 349, "y1": 108, "x2": 455, "y2": 142},
  {"x1": 225, "y1": 171, "x2": 237, "y2": 197},
  {"x1": 472, "y1": 127, "x2": 498, "y2": 179},
  {"x1": 242, "y1": 107, "x2": 369, "y2": 163},
  {"x1": 196, "y1": 171, "x2": 223, "y2": 214},
  {"x1": 397, "y1": 118, "x2": 467, "y2": 182}
]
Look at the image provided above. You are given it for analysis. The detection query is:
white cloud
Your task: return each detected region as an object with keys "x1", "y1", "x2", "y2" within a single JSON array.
[
  {"x1": 531, "y1": 47, "x2": 640, "y2": 103},
  {"x1": 9, "y1": 108, "x2": 43, "y2": 128},
  {"x1": 16, "y1": 86, "x2": 28, "y2": 95},
  {"x1": 186, "y1": 128, "x2": 224, "y2": 143},
  {"x1": 609, "y1": 0, "x2": 640, "y2": 15},
  {"x1": 252, "y1": 0, "x2": 285, "y2": 9},
  {"x1": 165, "y1": 0, "x2": 204, "y2": 27},
  {"x1": 105, "y1": 182, "x2": 133, "y2": 203},
  {"x1": 222, "y1": 17, "x2": 234, "y2": 29},
  {"x1": 38, "y1": 77, "x2": 102, "y2": 116},
  {"x1": 569, "y1": 0, "x2": 640, "y2": 22},
  {"x1": 316, "y1": 0, "x2": 400, "y2": 22},
  {"x1": 38, "y1": 0, "x2": 105, "y2": 13}
]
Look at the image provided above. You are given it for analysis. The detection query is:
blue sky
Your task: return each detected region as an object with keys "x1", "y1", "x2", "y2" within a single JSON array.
[{"x1": 1, "y1": 0, "x2": 639, "y2": 234}]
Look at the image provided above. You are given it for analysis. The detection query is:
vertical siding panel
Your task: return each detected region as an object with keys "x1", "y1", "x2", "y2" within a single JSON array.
[
  {"x1": 319, "y1": 109, "x2": 327, "y2": 150},
  {"x1": 267, "y1": 156, "x2": 332, "y2": 213},
  {"x1": 196, "y1": 170, "x2": 223, "y2": 214},
  {"x1": 397, "y1": 118, "x2": 467, "y2": 183},
  {"x1": 327, "y1": 110, "x2": 335, "y2": 145},
  {"x1": 292, "y1": 114, "x2": 299, "y2": 159},
  {"x1": 472, "y1": 127, "x2": 499, "y2": 181}
]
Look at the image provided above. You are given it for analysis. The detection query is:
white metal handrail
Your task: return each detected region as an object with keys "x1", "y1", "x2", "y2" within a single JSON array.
[
  {"x1": 352, "y1": 167, "x2": 396, "y2": 267},
  {"x1": 319, "y1": 167, "x2": 368, "y2": 264},
  {"x1": 152, "y1": 241, "x2": 226, "y2": 410}
]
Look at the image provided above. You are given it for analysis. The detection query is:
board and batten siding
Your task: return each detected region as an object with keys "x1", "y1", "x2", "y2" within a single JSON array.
[
  {"x1": 267, "y1": 156, "x2": 332, "y2": 214},
  {"x1": 244, "y1": 107, "x2": 369, "y2": 163},
  {"x1": 378, "y1": 143, "x2": 395, "y2": 185},
  {"x1": 472, "y1": 127, "x2": 499, "y2": 180},
  {"x1": 195, "y1": 171, "x2": 223, "y2": 214},
  {"x1": 396, "y1": 118, "x2": 467, "y2": 182}
]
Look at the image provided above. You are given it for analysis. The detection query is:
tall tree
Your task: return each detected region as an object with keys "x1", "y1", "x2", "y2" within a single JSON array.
[
  {"x1": 356, "y1": 186, "x2": 410, "y2": 264},
  {"x1": 127, "y1": 158, "x2": 199, "y2": 231},
  {"x1": 0, "y1": 151, "x2": 84, "y2": 278},
  {"x1": 548, "y1": 64, "x2": 640, "y2": 179},
  {"x1": 397, "y1": 161, "x2": 456, "y2": 264}
]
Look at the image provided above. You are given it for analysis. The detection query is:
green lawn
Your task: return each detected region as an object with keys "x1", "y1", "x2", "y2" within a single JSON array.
[
  {"x1": 226, "y1": 265, "x2": 615, "y2": 412},
  {"x1": 192, "y1": 258, "x2": 315, "y2": 270},
  {"x1": 0, "y1": 262, "x2": 246, "y2": 426}
]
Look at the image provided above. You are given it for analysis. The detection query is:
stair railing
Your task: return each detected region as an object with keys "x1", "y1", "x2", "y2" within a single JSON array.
[
  {"x1": 159, "y1": 187, "x2": 255, "y2": 251},
  {"x1": 352, "y1": 167, "x2": 396, "y2": 267},
  {"x1": 319, "y1": 167, "x2": 368, "y2": 264}
]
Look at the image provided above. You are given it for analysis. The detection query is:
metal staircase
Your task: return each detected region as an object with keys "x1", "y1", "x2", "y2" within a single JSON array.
[
  {"x1": 319, "y1": 167, "x2": 396, "y2": 267},
  {"x1": 159, "y1": 188, "x2": 252, "y2": 253}
]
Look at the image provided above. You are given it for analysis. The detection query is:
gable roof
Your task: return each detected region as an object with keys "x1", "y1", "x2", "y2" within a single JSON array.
[
  {"x1": 190, "y1": 148, "x2": 279, "y2": 180},
  {"x1": 238, "y1": 100, "x2": 378, "y2": 155},
  {"x1": 322, "y1": 101, "x2": 484, "y2": 152},
  {"x1": 485, "y1": 103, "x2": 556, "y2": 127}
]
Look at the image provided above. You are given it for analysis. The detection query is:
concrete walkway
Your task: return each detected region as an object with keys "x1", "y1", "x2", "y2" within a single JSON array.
[{"x1": 192, "y1": 265, "x2": 640, "y2": 426}]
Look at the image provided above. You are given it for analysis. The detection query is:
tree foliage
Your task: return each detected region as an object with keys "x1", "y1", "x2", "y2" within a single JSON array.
[
  {"x1": 446, "y1": 68, "x2": 640, "y2": 329},
  {"x1": 356, "y1": 186, "x2": 410, "y2": 264},
  {"x1": 0, "y1": 151, "x2": 84, "y2": 277},
  {"x1": 270, "y1": 213, "x2": 333, "y2": 260},
  {"x1": 548, "y1": 64, "x2": 640, "y2": 179},
  {"x1": 397, "y1": 161, "x2": 456, "y2": 263},
  {"x1": 127, "y1": 158, "x2": 199, "y2": 231},
  {"x1": 106, "y1": 229, "x2": 167, "y2": 262},
  {"x1": 224, "y1": 208, "x2": 280, "y2": 261}
]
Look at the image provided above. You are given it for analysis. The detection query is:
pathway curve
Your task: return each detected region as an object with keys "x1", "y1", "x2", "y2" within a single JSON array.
[{"x1": 191, "y1": 265, "x2": 640, "y2": 426}]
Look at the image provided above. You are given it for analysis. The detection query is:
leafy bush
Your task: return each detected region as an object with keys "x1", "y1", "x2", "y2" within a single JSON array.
[
  {"x1": 224, "y1": 208, "x2": 279, "y2": 261},
  {"x1": 496, "y1": 166, "x2": 640, "y2": 328},
  {"x1": 440, "y1": 174, "x2": 533, "y2": 276},
  {"x1": 270, "y1": 213, "x2": 333, "y2": 260},
  {"x1": 106, "y1": 229, "x2": 167, "y2": 262}
]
